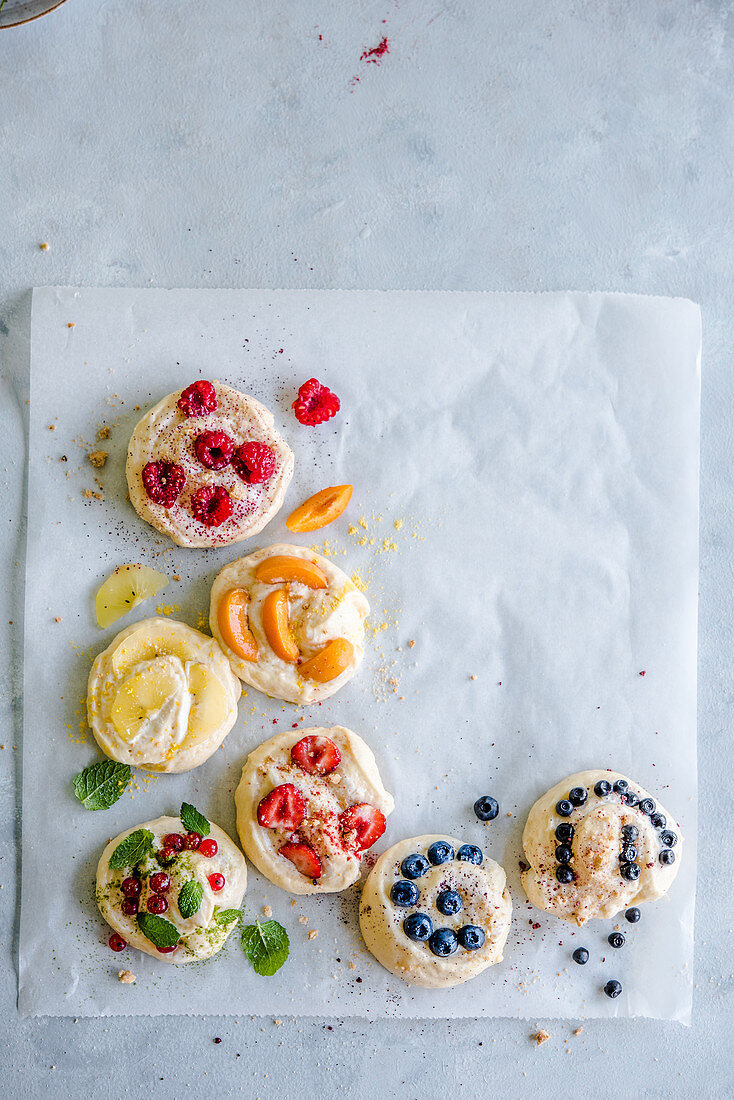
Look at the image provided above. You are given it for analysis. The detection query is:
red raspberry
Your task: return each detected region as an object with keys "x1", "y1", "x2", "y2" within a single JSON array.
[
  {"x1": 142, "y1": 461, "x2": 186, "y2": 507},
  {"x1": 292, "y1": 378, "x2": 341, "y2": 426},
  {"x1": 194, "y1": 430, "x2": 234, "y2": 470},
  {"x1": 191, "y1": 485, "x2": 233, "y2": 527},
  {"x1": 231, "y1": 441, "x2": 276, "y2": 484},
  {"x1": 177, "y1": 380, "x2": 217, "y2": 417}
]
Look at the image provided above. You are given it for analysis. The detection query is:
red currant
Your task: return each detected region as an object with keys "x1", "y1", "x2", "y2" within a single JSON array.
[
  {"x1": 208, "y1": 872, "x2": 225, "y2": 892},
  {"x1": 108, "y1": 932, "x2": 127, "y2": 952},
  {"x1": 162, "y1": 833, "x2": 184, "y2": 851},
  {"x1": 157, "y1": 944, "x2": 178, "y2": 954},
  {"x1": 157, "y1": 846, "x2": 177, "y2": 864},
  {"x1": 183, "y1": 831, "x2": 202, "y2": 850},
  {"x1": 199, "y1": 838, "x2": 218, "y2": 858},
  {"x1": 120, "y1": 898, "x2": 139, "y2": 917},
  {"x1": 121, "y1": 877, "x2": 141, "y2": 898},
  {"x1": 149, "y1": 872, "x2": 171, "y2": 893},
  {"x1": 147, "y1": 894, "x2": 169, "y2": 914}
]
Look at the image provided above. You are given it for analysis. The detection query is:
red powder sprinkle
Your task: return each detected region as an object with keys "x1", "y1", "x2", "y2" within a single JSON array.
[
  {"x1": 639, "y1": 670, "x2": 646, "y2": 677},
  {"x1": 360, "y1": 37, "x2": 389, "y2": 64}
]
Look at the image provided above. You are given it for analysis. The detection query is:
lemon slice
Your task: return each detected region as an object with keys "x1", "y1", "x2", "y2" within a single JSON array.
[
  {"x1": 96, "y1": 564, "x2": 169, "y2": 629},
  {"x1": 110, "y1": 659, "x2": 181, "y2": 742},
  {"x1": 186, "y1": 663, "x2": 230, "y2": 744},
  {"x1": 110, "y1": 620, "x2": 192, "y2": 677}
]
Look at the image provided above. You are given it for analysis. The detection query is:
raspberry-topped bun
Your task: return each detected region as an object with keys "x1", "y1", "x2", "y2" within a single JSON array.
[
  {"x1": 96, "y1": 813, "x2": 246, "y2": 964},
  {"x1": 210, "y1": 543, "x2": 369, "y2": 703},
  {"x1": 359, "y1": 835, "x2": 512, "y2": 989},
  {"x1": 126, "y1": 380, "x2": 294, "y2": 548},
  {"x1": 87, "y1": 618, "x2": 240, "y2": 773},
  {"x1": 522, "y1": 770, "x2": 683, "y2": 925},
  {"x1": 235, "y1": 726, "x2": 394, "y2": 894}
]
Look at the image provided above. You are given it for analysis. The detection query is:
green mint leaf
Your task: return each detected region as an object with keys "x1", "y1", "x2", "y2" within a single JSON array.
[
  {"x1": 241, "y1": 919, "x2": 289, "y2": 976},
  {"x1": 214, "y1": 908, "x2": 241, "y2": 926},
  {"x1": 178, "y1": 879, "x2": 203, "y2": 920},
  {"x1": 109, "y1": 828, "x2": 154, "y2": 870},
  {"x1": 180, "y1": 802, "x2": 210, "y2": 837},
  {"x1": 73, "y1": 760, "x2": 131, "y2": 811},
  {"x1": 137, "y1": 912, "x2": 180, "y2": 950}
]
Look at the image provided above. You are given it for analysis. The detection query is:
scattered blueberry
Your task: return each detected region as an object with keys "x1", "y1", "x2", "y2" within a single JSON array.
[
  {"x1": 650, "y1": 812, "x2": 666, "y2": 829},
  {"x1": 619, "y1": 845, "x2": 637, "y2": 863},
  {"x1": 474, "y1": 795, "x2": 499, "y2": 821},
  {"x1": 608, "y1": 932, "x2": 625, "y2": 949},
  {"x1": 572, "y1": 947, "x2": 589, "y2": 965},
  {"x1": 555, "y1": 845, "x2": 573, "y2": 864},
  {"x1": 403, "y1": 912, "x2": 433, "y2": 941},
  {"x1": 457, "y1": 844, "x2": 483, "y2": 866},
  {"x1": 556, "y1": 800, "x2": 573, "y2": 817},
  {"x1": 639, "y1": 798, "x2": 656, "y2": 816},
  {"x1": 659, "y1": 849, "x2": 676, "y2": 866},
  {"x1": 620, "y1": 861, "x2": 641, "y2": 881},
  {"x1": 436, "y1": 889, "x2": 463, "y2": 916},
  {"x1": 625, "y1": 907, "x2": 641, "y2": 923},
  {"x1": 427, "y1": 841, "x2": 454, "y2": 866},
  {"x1": 390, "y1": 880, "x2": 420, "y2": 908},
  {"x1": 556, "y1": 865, "x2": 575, "y2": 884},
  {"x1": 621, "y1": 824, "x2": 639, "y2": 842},
  {"x1": 401, "y1": 853, "x2": 430, "y2": 880},
  {"x1": 458, "y1": 924, "x2": 485, "y2": 951},
  {"x1": 428, "y1": 928, "x2": 459, "y2": 957},
  {"x1": 555, "y1": 822, "x2": 574, "y2": 842},
  {"x1": 604, "y1": 979, "x2": 623, "y2": 999},
  {"x1": 624, "y1": 792, "x2": 639, "y2": 808},
  {"x1": 594, "y1": 780, "x2": 612, "y2": 797},
  {"x1": 612, "y1": 779, "x2": 628, "y2": 793},
  {"x1": 661, "y1": 831, "x2": 678, "y2": 848},
  {"x1": 568, "y1": 787, "x2": 587, "y2": 807}
]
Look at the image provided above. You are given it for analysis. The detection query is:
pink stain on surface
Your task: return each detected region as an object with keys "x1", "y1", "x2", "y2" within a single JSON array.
[{"x1": 360, "y1": 36, "x2": 390, "y2": 64}]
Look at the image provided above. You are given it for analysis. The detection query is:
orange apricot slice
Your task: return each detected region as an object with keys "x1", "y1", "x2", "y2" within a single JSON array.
[
  {"x1": 255, "y1": 555, "x2": 328, "y2": 589},
  {"x1": 299, "y1": 638, "x2": 355, "y2": 683},
  {"x1": 218, "y1": 588, "x2": 259, "y2": 662},
  {"x1": 286, "y1": 484, "x2": 353, "y2": 533},
  {"x1": 261, "y1": 589, "x2": 300, "y2": 663}
]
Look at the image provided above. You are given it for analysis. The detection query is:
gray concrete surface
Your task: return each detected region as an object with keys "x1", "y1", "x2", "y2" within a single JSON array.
[{"x1": 1, "y1": 1, "x2": 732, "y2": 1097}]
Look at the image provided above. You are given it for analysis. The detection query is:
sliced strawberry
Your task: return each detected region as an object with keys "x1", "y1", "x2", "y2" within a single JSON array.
[
  {"x1": 339, "y1": 803, "x2": 387, "y2": 851},
  {"x1": 257, "y1": 784, "x2": 306, "y2": 830},
  {"x1": 291, "y1": 734, "x2": 341, "y2": 775},
  {"x1": 279, "y1": 840, "x2": 322, "y2": 879}
]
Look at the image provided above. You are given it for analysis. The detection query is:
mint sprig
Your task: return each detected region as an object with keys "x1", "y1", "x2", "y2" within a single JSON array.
[
  {"x1": 109, "y1": 828, "x2": 154, "y2": 870},
  {"x1": 73, "y1": 760, "x2": 131, "y2": 811},
  {"x1": 137, "y1": 912, "x2": 180, "y2": 950},
  {"x1": 178, "y1": 879, "x2": 203, "y2": 920},
  {"x1": 241, "y1": 919, "x2": 289, "y2": 976},
  {"x1": 214, "y1": 908, "x2": 241, "y2": 926},
  {"x1": 180, "y1": 802, "x2": 210, "y2": 837}
]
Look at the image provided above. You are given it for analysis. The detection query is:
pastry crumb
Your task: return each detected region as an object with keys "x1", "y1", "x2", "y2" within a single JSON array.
[
  {"x1": 470, "y1": 674, "x2": 477, "y2": 681},
  {"x1": 532, "y1": 1029, "x2": 550, "y2": 1046},
  {"x1": 308, "y1": 929, "x2": 318, "y2": 941},
  {"x1": 118, "y1": 970, "x2": 136, "y2": 984},
  {"x1": 88, "y1": 450, "x2": 108, "y2": 468},
  {"x1": 573, "y1": 1026, "x2": 584, "y2": 1036},
  {"x1": 348, "y1": 960, "x2": 356, "y2": 969},
  {"x1": 83, "y1": 489, "x2": 104, "y2": 501},
  {"x1": 274, "y1": 1018, "x2": 282, "y2": 1026},
  {"x1": 97, "y1": 426, "x2": 110, "y2": 440},
  {"x1": 408, "y1": 639, "x2": 415, "y2": 648},
  {"x1": 54, "y1": 616, "x2": 62, "y2": 623},
  {"x1": 67, "y1": 322, "x2": 75, "y2": 328},
  {"x1": 39, "y1": 241, "x2": 49, "y2": 251},
  {"x1": 48, "y1": 424, "x2": 56, "y2": 431},
  {"x1": 263, "y1": 905, "x2": 273, "y2": 918},
  {"x1": 298, "y1": 915, "x2": 308, "y2": 925},
  {"x1": 328, "y1": 772, "x2": 342, "y2": 785}
]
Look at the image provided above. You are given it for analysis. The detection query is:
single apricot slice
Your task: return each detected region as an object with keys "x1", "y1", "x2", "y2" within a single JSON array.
[
  {"x1": 261, "y1": 589, "x2": 300, "y2": 663},
  {"x1": 255, "y1": 555, "x2": 328, "y2": 589},
  {"x1": 286, "y1": 484, "x2": 353, "y2": 533},
  {"x1": 217, "y1": 588, "x2": 259, "y2": 662},
  {"x1": 299, "y1": 638, "x2": 355, "y2": 683}
]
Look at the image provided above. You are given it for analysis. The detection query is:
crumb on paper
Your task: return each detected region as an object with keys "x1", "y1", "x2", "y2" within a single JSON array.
[
  {"x1": 83, "y1": 489, "x2": 104, "y2": 501},
  {"x1": 172, "y1": 574, "x2": 181, "y2": 581},
  {"x1": 88, "y1": 450, "x2": 108, "y2": 468},
  {"x1": 573, "y1": 1026, "x2": 584, "y2": 1036},
  {"x1": 67, "y1": 322, "x2": 75, "y2": 328},
  {"x1": 408, "y1": 639, "x2": 415, "y2": 648},
  {"x1": 118, "y1": 970, "x2": 136, "y2": 984},
  {"x1": 532, "y1": 1030, "x2": 550, "y2": 1046},
  {"x1": 39, "y1": 242, "x2": 49, "y2": 251},
  {"x1": 348, "y1": 960, "x2": 356, "y2": 969},
  {"x1": 54, "y1": 616, "x2": 62, "y2": 623},
  {"x1": 274, "y1": 1019, "x2": 282, "y2": 1027},
  {"x1": 263, "y1": 905, "x2": 273, "y2": 918},
  {"x1": 298, "y1": 915, "x2": 308, "y2": 925},
  {"x1": 48, "y1": 424, "x2": 55, "y2": 431},
  {"x1": 470, "y1": 674, "x2": 477, "y2": 681},
  {"x1": 97, "y1": 426, "x2": 110, "y2": 440},
  {"x1": 308, "y1": 929, "x2": 318, "y2": 941}
]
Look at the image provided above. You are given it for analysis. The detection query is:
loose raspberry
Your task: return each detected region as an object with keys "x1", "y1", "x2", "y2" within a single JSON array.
[
  {"x1": 177, "y1": 380, "x2": 217, "y2": 417},
  {"x1": 191, "y1": 485, "x2": 233, "y2": 527},
  {"x1": 142, "y1": 461, "x2": 186, "y2": 508},
  {"x1": 291, "y1": 735, "x2": 341, "y2": 775},
  {"x1": 292, "y1": 378, "x2": 341, "y2": 426},
  {"x1": 339, "y1": 803, "x2": 386, "y2": 851},
  {"x1": 257, "y1": 784, "x2": 306, "y2": 830},
  {"x1": 194, "y1": 430, "x2": 234, "y2": 470},
  {"x1": 231, "y1": 441, "x2": 276, "y2": 484},
  {"x1": 279, "y1": 839, "x2": 322, "y2": 879}
]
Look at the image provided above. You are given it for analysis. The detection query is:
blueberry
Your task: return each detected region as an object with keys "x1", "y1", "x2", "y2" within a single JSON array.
[
  {"x1": 624, "y1": 792, "x2": 639, "y2": 808},
  {"x1": 604, "y1": 979, "x2": 622, "y2": 999},
  {"x1": 428, "y1": 928, "x2": 459, "y2": 957},
  {"x1": 639, "y1": 798, "x2": 656, "y2": 816},
  {"x1": 594, "y1": 780, "x2": 612, "y2": 797},
  {"x1": 555, "y1": 823, "x2": 574, "y2": 842},
  {"x1": 457, "y1": 844, "x2": 483, "y2": 866},
  {"x1": 661, "y1": 831, "x2": 678, "y2": 848},
  {"x1": 401, "y1": 853, "x2": 430, "y2": 880},
  {"x1": 572, "y1": 947, "x2": 589, "y2": 965},
  {"x1": 625, "y1": 907, "x2": 641, "y2": 924},
  {"x1": 621, "y1": 824, "x2": 639, "y2": 842},
  {"x1": 556, "y1": 800, "x2": 573, "y2": 817},
  {"x1": 436, "y1": 889, "x2": 463, "y2": 916},
  {"x1": 474, "y1": 795, "x2": 499, "y2": 822},
  {"x1": 555, "y1": 845, "x2": 573, "y2": 864},
  {"x1": 403, "y1": 912, "x2": 433, "y2": 941},
  {"x1": 659, "y1": 849, "x2": 676, "y2": 866},
  {"x1": 556, "y1": 865, "x2": 575, "y2": 884},
  {"x1": 608, "y1": 932, "x2": 625, "y2": 949},
  {"x1": 458, "y1": 924, "x2": 485, "y2": 951},
  {"x1": 427, "y1": 841, "x2": 454, "y2": 866},
  {"x1": 620, "y1": 861, "x2": 641, "y2": 881},
  {"x1": 650, "y1": 812, "x2": 666, "y2": 829},
  {"x1": 390, "y1": 880, "x2": 420, "y2": 908},
  {"x1": 613, "y1": 779, "x2": 628, "y2": 793},
  {"x1": 619, "y1": 845, "x2": 637, "y2": 863},
  {"x1": 568, "y1": 787, "x2": 587, "y2": 807}
]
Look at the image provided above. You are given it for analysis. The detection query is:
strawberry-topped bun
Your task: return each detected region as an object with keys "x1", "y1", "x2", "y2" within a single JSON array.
[
  {"x1": 126, "y1": 380, "x2": 294, "y2": 548},
  {"x1": 235, "y1": 726, "x2": 394, "y2": 894}
]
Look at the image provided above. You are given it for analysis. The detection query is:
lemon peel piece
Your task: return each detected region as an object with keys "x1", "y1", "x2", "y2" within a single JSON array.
[{"x1": 96, "y1": 564, "x2": 169, "y2": 629}]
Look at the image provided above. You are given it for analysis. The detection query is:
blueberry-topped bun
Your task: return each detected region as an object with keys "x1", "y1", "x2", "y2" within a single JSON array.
[
  {"x1": 358, "y1": 835, "x2": 512, "y2": 989},
  {"x1": 522, "y1": 770, "x2": 683, "y2": 925}
]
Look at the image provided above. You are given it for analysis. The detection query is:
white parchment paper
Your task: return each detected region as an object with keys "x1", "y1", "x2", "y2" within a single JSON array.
[{"x1": 19, "y1": 288, "x2": 700, "y2": 1021}]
